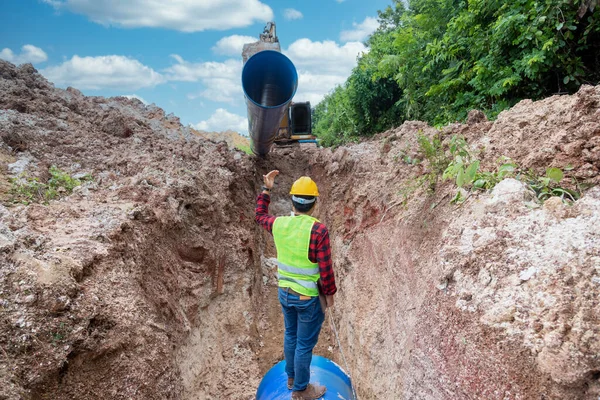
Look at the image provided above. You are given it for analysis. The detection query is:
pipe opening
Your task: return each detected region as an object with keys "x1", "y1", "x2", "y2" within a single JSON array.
[{"x1": 242, "y1": 51, "x2": 298, "y2": 108}]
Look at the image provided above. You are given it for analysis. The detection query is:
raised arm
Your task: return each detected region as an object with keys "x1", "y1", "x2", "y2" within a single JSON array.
[{"x1": 255, "y1": 170, "x2": 279, "y2": 234}]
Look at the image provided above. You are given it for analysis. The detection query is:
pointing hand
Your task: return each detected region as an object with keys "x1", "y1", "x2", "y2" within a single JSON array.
[{"x1": 263, "y1": 170, "x2": 279, "y2": 189}]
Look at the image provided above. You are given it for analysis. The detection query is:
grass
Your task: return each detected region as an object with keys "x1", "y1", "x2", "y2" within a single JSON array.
[{"x1": 235, "y1": 144, "x2": 253, "y2": 155}]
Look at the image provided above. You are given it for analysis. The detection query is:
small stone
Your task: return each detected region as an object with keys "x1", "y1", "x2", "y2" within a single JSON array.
[
  {"x1": 48, "y1": 295, "x2": 70, "y2": 313},
  {"x1": 519, "y1": 267, "x2": 537, "y2": 282},
  {"x1": 478, "y1": 268, "x2": 492, "y2": 286},
  {"x1": 72, "y1": 172, "x2": 90, "y2": 180},
  {"x1": 128, "y1": 209, "x2": 141, "y2": 220},
  {"x1": 0, "y1": 226, "x2": 16, "y2": 252},
  {"x1": 543, "y1": 196, "x2": 566, "y2": 218},
  {"x1": 436, "y1": 280, "x2": 448, "y2": 291},
  {"x1": 459, "y1": 292, "x2": 473, "y2": 301},
  {"x1": 488, "y1": 178, "x2": 531, "y2": 205},
  {"x1": 466, "y1": 110, "x2": 487, "y2": 124},
  {"x1": 8, "y1": 157, "x2": 31, "y2": 175},
  {"x1": 22, "y1": 294, "x2": 36, "y2": 304}
]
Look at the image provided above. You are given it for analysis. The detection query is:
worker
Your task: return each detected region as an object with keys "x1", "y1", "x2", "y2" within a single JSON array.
[{"x1": 255, "y1": 170, "x2": 336, "y2": 400}]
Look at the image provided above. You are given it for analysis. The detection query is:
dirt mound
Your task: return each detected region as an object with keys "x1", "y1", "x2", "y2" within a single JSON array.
[
  {"x1": 0, "y1": 60, "x2": 261, "y2": 399},
  {"x1": 192, "y1": 129, "x2": 250, "y2": 151},
  {"x1": 449, "y1": 85, "x2": 600, "y2": 185},
  {"x1": 1, "y1": 59, "x2": 599, "y2": 400}
]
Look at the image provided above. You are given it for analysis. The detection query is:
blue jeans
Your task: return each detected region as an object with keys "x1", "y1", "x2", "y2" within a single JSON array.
[{"x1": 278, "y1": 287, "x2": 325, "y2": 391}]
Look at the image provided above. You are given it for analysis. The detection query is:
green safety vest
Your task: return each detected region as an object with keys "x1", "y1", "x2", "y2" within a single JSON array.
[{"x1": 272, "y1": 214, "x2": 320, "y2": 297}]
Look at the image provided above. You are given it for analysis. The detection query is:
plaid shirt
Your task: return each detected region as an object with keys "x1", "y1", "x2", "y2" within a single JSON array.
[{"x1": 255, "y1": 193, "x2": 337, "y2": 295}]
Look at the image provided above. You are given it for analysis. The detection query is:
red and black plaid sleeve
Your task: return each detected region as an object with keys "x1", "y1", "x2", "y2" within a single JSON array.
[
  {"x1": 309, "y1": 222, "x2": 337, "y2": 295},
  {"x1": 255, "y1": 192, "x2": 276, "y2": 234}
]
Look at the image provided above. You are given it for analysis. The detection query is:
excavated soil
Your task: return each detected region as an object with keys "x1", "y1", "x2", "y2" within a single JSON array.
[{"x1": 1, "y1": 60, "x2": 599, "y2": 400}]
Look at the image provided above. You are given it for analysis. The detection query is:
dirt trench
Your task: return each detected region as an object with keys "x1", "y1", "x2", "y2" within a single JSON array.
[
  {"x1": 0, "y1": 61, "x2": 341, "y2": 400},
  {"x1": 1, "y1": 61, "x2": 600, "y2": 400}
]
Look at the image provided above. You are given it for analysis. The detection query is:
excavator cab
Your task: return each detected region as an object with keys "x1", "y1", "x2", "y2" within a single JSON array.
[{"x1": 274, "y1": 102, "x2": 316, "y2": 146}]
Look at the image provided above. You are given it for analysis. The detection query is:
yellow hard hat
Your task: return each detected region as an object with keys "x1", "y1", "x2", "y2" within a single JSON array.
[{"x1": 290, "y1": 176, "x2": 319, "y2": 197}]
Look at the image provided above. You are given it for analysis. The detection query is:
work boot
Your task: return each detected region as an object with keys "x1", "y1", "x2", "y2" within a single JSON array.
[
  {"x1": 287, "y1": 377, "x2": 294, "y2": 390},
  {"x1": 291, "y1": 383, "x2": 326, "y2": 400}
]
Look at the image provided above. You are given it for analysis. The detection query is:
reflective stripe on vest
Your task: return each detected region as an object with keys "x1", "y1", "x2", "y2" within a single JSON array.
[
  {"x1": 272, "y1": 214, "x2": 319, "y2": 297},
  {"x1": 277, "y1": 274, "x2": 318, "y2": 290}
]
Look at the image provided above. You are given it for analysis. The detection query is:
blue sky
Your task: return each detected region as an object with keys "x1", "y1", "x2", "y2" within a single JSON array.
[{"x1": 1, "y1": 0, "x2": 392, "y2": 134}]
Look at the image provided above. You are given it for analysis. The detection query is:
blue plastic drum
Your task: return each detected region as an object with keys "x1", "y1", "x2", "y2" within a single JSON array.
[{"x1": 256, "y1": 355, "x2": 355, "y2": 400}]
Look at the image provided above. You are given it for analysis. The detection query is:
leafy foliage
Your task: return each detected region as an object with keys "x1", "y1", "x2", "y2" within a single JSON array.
[
  {"x1": 313, "y1": 0, "x2": 600, "y2": 143},
  {"x1": 442, "y1": 137, "x2": 518, "y2": 190},
  {"x1": 411, "y1": 133, "x2": 580, "y2": 204},
  {"x1": 523, "y1": 167, "x2": 581, "y2": 202},
  {"x1": 416, "y1": 132, "x2": 451, "y2": 189},
  {"x1": 10, "y1": 166, "x2": 92, "y2": 205}
]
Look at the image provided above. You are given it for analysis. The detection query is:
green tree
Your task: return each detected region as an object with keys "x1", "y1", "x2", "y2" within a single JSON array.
[{"x1": 313, "y1": 0, "x2": 600, "y2": 144}]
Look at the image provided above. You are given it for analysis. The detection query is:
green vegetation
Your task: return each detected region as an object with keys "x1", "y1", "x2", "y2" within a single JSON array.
[
  {"x1": 405, "y1": 133, "x2": 580, "y2": 204},
  {"x1": 51, "y1": 322, "x2": 68, "y2": 346},
  {"x1": 524, "y1": 167, "x2": 581, "y2": 202},
  {"x1": 442, "y1": 136, "x2": 518, "y2": 193},
  {"x1": 235, "y1": 144, "x2": 253, "y2": 155},
  {"x1": 9, "y1": 166, "x2": 92, "y2": 205},
  {"x1": 416, "y1": 132, "x2": 451, "y2": 189},
  {"x1": 313, "y1": 0, "x2": 600, "y2": 144},
  {"x1": 393, "y1": 148, "x2": 420, "y2": 166}
]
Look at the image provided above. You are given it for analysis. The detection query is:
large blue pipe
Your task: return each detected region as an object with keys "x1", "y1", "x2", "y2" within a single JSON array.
[
  {"x1": 242, "y1": 50, "x2": 298, "y2": 156},
  {"x1": 256, "y1": 355, "x2": 355, "y2": 399}
]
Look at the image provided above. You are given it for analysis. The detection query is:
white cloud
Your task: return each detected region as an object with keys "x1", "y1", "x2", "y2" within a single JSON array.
[
  {"x1": 283, "y1": 39, "x2": 367, "y2": 106},
  {"x1": 284, "y1": 8, "x2": 303, "y2": 20},
  {"x1": 40, "y1": 55, "x2": 164, "y2": 90},
  {"x1": 335, "y1": 0, "x2": 346, "y2": 3},
  {"x1": 165, "y1": 56, "x2": 242, "y2": 103},
  {"x1": 212, "y1": 35, "x2": 257, "y2": 56},
  {"x1": 0, "y1": 45, "x2": 48, "y2": 65},
  {"x1": 285, "y1": 39, "x2": 367, "y2": 75},
  {"x1": 193, "y1": 108, "x2": 248, "y2": 134},
  {"x1": 340, "y1": 17, "x2": 379, "y2": 42},
  {"x1": 123, "y1": 94, "x2": 148, "y2": 104},
  {"x1": 43, "y1": 0, "x2": 273, "y2": 32},
  {"x1": 295, "y1": 72, "x2": 348, "y2": 105}
]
